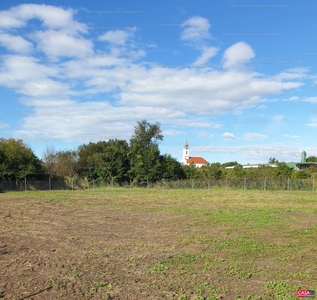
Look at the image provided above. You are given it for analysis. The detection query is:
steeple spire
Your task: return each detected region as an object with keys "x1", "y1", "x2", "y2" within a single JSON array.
[
  {"x1": 184, "y1": 139, "x2": 189, "y2": 149},
  {"x1": 182, "y1": 139, "x2": 189, "y2": 163}
]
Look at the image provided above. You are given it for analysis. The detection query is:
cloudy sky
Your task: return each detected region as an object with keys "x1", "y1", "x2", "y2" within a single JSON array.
[{"x1": 0, "y1": 0, "x2": 317, "y2": 163}]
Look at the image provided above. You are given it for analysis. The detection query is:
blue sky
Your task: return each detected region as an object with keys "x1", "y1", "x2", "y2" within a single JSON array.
[{"x1": 0, "y1": 0, "x2": 317, "y2": 164}]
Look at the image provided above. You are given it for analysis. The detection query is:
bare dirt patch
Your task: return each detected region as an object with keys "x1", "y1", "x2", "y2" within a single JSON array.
[{"x1": 1, "y1": 190, "x2": 316, "y2": 299}]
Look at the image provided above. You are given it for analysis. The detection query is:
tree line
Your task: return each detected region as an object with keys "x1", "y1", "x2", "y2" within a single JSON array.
[{"x1": 1, "y1": 120, "x2": 317, "y2": 185}]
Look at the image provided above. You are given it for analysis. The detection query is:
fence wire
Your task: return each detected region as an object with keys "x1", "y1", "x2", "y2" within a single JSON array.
[{"x1": 0, "y1": 177, "x2": 315, "y2": 192}]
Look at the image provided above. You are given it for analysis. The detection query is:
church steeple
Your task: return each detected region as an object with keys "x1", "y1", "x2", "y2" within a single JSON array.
[{"x1": 182, "y1": 139, "x2": 189, "y2": 163}]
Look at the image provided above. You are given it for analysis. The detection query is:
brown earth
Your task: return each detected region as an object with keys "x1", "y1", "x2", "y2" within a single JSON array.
[{"x1": 0, "y1": 190, "x2": 315, "y2": 299}]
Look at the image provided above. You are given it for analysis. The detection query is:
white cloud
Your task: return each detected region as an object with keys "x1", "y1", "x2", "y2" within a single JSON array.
[
  {"x1": 0, "y1": 33, "x2": 33, "y2": 53},
  {"x1": 181, "y1": 16, "x2": 211, "y2": 42},
  {"x1": 98, "y1": 28, "x2": 135, "y2": 46},
  {"x1": 274, "y1": 67, "x2": 308, "y2": 81},
  {"x1": 243, "y1": 132, "x2": 268, "y2": 140},
  {"x1": 303, "y1": 97, "x2": 317, "y2": 103},
  {"x1": 31, "y1": 30, "x2": 94, "y2": 58},
  {"x1": 193, "y1": 46, "x2": 218, "y2": 66},
  {"x1": 13, "y1": 102, "x2": 188, "y2": 142},
  {"x1": 288, "y1": 96, "x2": 299, "y2": 101},
  {"x1": 181, "y1": 16, "x2": 218, "y2": 66},
  {"x1": 0, "y1": 11, "x2": 25, "y2": 28},
  {"x1": 0, "y1": 55, "x2": 61, "y2": 94},
  {"x1": 163, "y1": 129, "x2": 186, "y2": 136},
  {"x1": 193, "y1": 144, "x2": 317, "y2": 164},
  {"x1": 0, "y1": 6, "x2": 309, "y2": 145},
  {"x1": 10, "y1": 4, "x2": 87, "y2": 33},
  {"x1": 223, "y1": 41, "x2": 255, "y2": 69},
  {"x1": 195, "y1": 130, "x2": 214, "y2": 138},
  {"x1": 222, "y1": 132, "x2": 236, "y2": 140}
]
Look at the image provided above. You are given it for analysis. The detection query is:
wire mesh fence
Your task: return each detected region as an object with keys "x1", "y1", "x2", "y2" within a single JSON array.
[{"x1": 0, "y1": 177, "x2": 315, "y2": 192}]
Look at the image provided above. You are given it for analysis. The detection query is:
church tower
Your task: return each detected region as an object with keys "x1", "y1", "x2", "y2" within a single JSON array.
[{"x1": 182, "y1": 140, "x2": 189, "y2": 164}]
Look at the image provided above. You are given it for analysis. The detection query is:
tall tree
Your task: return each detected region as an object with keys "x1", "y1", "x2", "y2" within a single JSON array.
[
  {"x1": 0, "y1": 138, "x2": 44, "y2": 185},
  {"x1": 54, "y1": 150, "x2": 79, "y2": 179},
  {"x1": 268, "y1": 157, "x2": 279, "y2": 163},
  {"x1": 42, "y1": 145, "x2": 58, "y2": 177},
  {"x1": 78, "y1": 140, "x2": 130, "y2": 182},
  {"x1": 78, "y1": 141, "x2": 108, "y2": 180},
  {"x1": 129, "y1": 120, "x2": 163, "y2": 183}
]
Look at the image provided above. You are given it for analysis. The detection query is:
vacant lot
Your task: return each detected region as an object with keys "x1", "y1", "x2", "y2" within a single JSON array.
[{"x1": 1, "y1": 188, "x2": 317, "y2": 299}]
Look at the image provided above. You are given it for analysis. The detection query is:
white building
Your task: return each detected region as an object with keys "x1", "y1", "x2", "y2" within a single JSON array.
[{"x1": 181, "y1": 140, "x2": 208, "y2": 167}]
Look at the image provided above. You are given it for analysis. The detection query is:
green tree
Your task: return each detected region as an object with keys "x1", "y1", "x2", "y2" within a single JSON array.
[
  {"x1": 161, "y1": 154, "x2": 185, "y2": 180},
  {"x1": 78, "y1": 140, "x2": 130, "y2": 182},
  {"x1": 268, "y1": 157, "x2": 279, "y2": 163},
  {"x1": 198, "y1": 163, "x2": 223, "y2": 180},
  {"x1": 96, "y1": 139, "x2": 130, "y2": 182},
  {"x1": 0, "y1": 138, "x2": 44, "y2": 185},
  {"x1": 43, "y1": 148, "x2": 79, "y2": 179},
  {"x1": 55, "y1": 150, "x2": 79, "y2": 179},
  {"x1": 271, "y1": 162, "x2": 293, "y2": 178},
  {"x1": 254, "y1": 165, "x2": 274, "y2": 179},
  {"x1": 129, "y1": 120, "x2": 163, "y2": 183},
  {"x1": 306, "y1": 156, "x2": 317, "y2": 162},
  {"x1": 225, "y1": 164, "x2": 246, "y2": 178},
  {"x1": 181, "y1": 163, "x2": 198, "y2": 179},
  {"x1": 78, "y1": 141, "x2": 108, "y2": 180},
  {"x1": 291, "y1": 170, "x2": 311, "y2": 179}
]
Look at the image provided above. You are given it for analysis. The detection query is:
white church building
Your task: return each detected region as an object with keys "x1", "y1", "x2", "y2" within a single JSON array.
[{"x1": 181, "y1": 140, "x2": 209, "y2": 167}]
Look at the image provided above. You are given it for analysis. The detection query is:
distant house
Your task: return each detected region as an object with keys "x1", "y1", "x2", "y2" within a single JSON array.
[
  {"x1": 293, "y1": 151, "x2": 317, "y2": 170},
  {"x1": 224, "y1": 150, "x2": 317, "y2": 170},
  {"x1": 181, "y1": 140, "x2": 208, "y2": 167},
  {"x1": 225, "y1": 163, "x2": 261, "y2": 169}
]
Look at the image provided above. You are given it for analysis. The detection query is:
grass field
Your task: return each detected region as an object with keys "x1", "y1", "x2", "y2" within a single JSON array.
[{"x1": 1, "y1": 188, "x2": 317, "y2": 299}]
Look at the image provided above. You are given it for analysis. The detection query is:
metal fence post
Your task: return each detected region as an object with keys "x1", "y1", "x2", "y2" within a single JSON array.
[{"x1": 264, "y1": 178, "x2": 266, "y2": 191}]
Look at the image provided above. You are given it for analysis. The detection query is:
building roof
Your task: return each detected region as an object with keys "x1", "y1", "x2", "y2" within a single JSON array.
[
  {"x1": 285, "y1": 162, "x2": 297, "y2": 168},
  {"x1": 225, "y1": 163, "x2": 261, "y2": 169},
  {"x1": 186, "y1": 157, "x2": 208, "y2": 165}
]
